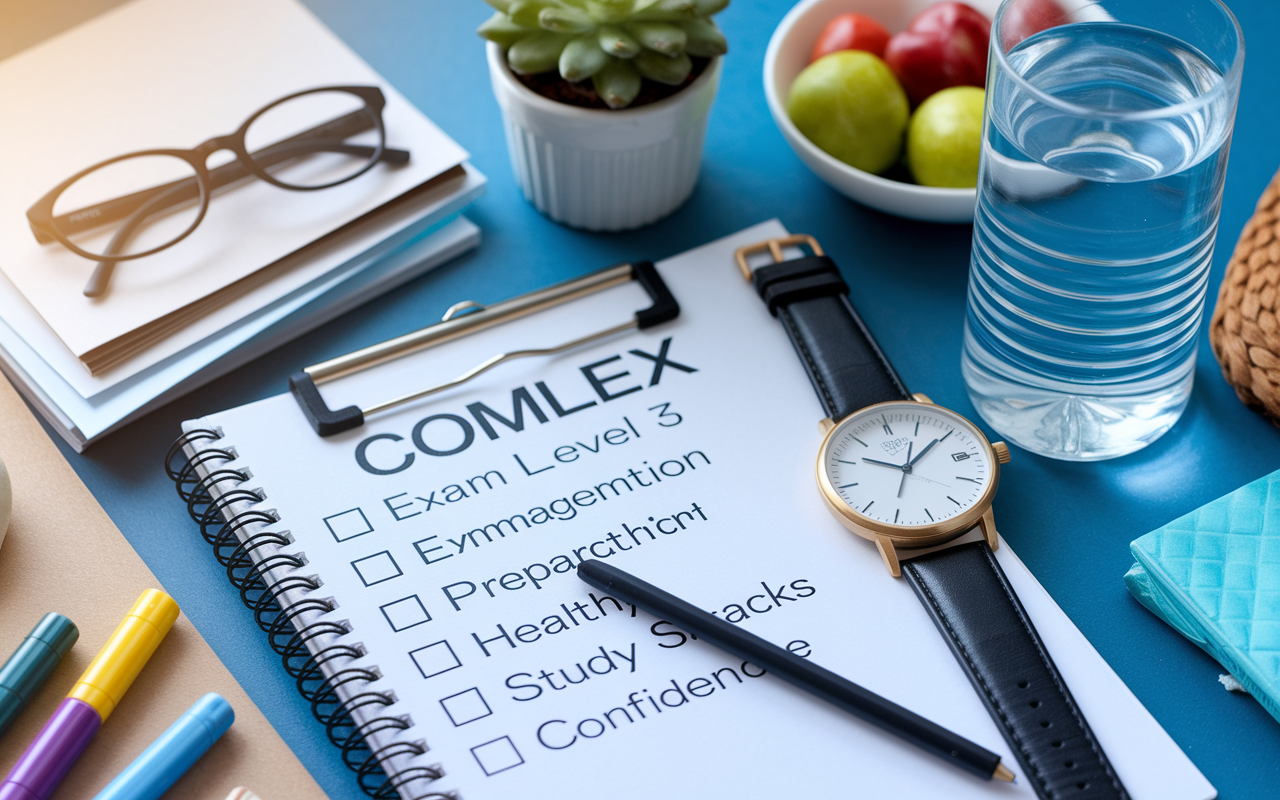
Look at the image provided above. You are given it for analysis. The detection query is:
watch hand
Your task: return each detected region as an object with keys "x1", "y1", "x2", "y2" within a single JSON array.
[
  {"x1": 862, "y1": 458, "x2": 905, "y2": 470},
  {"x1": 908, "y1": 438, "x2": 940, "y2": 468},
  {"x1": 897, "y1": 442, "x2": 912, "y2": 498}
]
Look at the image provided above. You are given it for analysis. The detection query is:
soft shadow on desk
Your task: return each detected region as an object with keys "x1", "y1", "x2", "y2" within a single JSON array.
[
  {"x1": 1106, "y1": 361, "x2": 1278, "y2": 503},
  {"x1": 820, "y1": 194, "x2": 975, "y2": 294}
]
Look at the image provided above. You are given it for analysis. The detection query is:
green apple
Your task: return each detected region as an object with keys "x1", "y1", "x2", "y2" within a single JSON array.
[
  {"x1": 906, "y1": 86, "x2": 985, "y2": 188},
  {"x1": 787, "y1": 51, "x2": 909, "y2": 175}
]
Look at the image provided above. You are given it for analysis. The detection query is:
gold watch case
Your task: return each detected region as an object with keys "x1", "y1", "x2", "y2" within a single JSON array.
[{"x1": 815, "y1": 395, "x2": 1012, "y2": 577}]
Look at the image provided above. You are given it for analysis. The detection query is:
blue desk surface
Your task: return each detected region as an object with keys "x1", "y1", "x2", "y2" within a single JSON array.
[{"x1": 52, "y1": 1, "x2": 1280, "y2": 797}]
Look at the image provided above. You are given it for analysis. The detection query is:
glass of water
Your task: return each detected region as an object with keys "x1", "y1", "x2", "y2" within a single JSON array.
[{"x1": 961, "y1": 0, "x2": 1244, "y2": 461}]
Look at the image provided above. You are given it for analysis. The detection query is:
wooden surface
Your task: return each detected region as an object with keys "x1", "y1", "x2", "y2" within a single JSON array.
[{"x1": 0, "y1": 373, "x2": 325, "y2": 800}]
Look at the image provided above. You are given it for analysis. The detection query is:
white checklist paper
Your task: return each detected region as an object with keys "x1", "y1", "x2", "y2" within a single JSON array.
[{"x1": 187, "y1": 221, "x2": 1215, "y2": 800}]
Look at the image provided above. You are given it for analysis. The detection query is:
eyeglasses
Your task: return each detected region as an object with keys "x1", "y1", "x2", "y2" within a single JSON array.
[{"x1": 26, "y1": 85, "x2": 411, "y2": 297}]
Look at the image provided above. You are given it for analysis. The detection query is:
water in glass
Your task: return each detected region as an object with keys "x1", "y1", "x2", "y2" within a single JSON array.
[{"x1": 963, "y1": 21, "x2": 1237, "y2": 460}]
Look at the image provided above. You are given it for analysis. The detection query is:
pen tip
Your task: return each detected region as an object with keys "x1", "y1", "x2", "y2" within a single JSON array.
[{"x1": 993, "y1": 763, "x2": 1016, "y2": 783}]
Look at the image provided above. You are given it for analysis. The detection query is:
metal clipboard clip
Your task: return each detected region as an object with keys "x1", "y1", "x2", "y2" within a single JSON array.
[{"x1": 289, "y1": 260, "x2": 679, "y2": 436}]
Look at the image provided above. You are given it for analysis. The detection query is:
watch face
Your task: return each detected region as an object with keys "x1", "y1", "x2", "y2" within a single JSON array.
[{"x1": 820, "y1": 401, "x2": 995, "y2": 532}]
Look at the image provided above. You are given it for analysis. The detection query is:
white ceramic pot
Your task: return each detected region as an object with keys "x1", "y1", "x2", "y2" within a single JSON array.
[{"x1": 487, "y1": 42, "x2": 721, "y2": 231}]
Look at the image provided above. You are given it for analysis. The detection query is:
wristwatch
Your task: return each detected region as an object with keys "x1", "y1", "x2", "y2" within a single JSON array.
[{"x1": 737, "y1": 235, "x2": 1128, "y2": 800}]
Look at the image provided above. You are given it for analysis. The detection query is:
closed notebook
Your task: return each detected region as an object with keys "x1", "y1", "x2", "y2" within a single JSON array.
[{"x1": 1126, "y1": 467, "x2": 1280, "y2": 724}]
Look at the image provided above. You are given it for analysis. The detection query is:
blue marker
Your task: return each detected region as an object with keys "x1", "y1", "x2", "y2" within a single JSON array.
[{"x1": 93, "y1": 693, "x2": 234, "y2": 800}]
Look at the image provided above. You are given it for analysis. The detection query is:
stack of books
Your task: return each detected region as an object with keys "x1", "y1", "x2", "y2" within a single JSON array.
[{"x1": 0, "y1": 0, "x2": 485, "y2": 450}]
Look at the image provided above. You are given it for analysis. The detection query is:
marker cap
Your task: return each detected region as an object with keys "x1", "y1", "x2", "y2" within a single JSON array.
[
  {"x1": 187, "y1": 693, "x2": 235, "y2": 742},
  {"x1": 0, "y1": 614, "x2": 78, "y2": 737},
  {"x1": 68, "y1": 590, "x2": 179, "y2": 721},
  {"x1": 26, "y1": 615, "x2": 79, "y2": 661}
]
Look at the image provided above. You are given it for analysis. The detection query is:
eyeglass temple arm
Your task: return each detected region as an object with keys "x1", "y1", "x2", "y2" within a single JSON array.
[
  {"x1": 83, "y1": 181, "x2": 191, "y2": 297},
  {"x1": 41, "y1": 109, "x2": 410, "y2": 240}
]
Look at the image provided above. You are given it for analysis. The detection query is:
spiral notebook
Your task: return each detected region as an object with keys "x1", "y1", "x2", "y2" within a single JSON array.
[{"x1": 167, "y1": 221, "x2": 1213, "y2": 800}]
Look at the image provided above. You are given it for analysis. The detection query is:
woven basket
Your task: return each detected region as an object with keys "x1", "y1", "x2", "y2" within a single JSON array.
[{"x1": 1210, "y1": 167, "x2": 1280, "y2": 426}]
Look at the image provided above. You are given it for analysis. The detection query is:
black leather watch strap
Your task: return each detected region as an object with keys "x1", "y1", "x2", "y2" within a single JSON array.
[
  {"x1": 753, "y1": 245, "x2": 1125, "y2": 797},
  {"x1": 903, "y1": 542, "x2": 1129, "y2": 800},
  {"x1": 751, "y1": 255, "x2": 909, "y2": 420}
]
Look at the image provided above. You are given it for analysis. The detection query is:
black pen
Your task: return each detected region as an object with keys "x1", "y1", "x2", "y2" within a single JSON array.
[{"x1": 576, "y1": 559, "x2": 1015, "y2": 783}]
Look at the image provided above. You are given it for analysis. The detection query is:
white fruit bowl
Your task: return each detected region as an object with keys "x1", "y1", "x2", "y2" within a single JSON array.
[{"x1": 765, "y1": 0, "x2": 1001, "y2": 223}]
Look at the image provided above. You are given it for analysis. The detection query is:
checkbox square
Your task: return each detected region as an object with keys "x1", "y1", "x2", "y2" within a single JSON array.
[
  {"x1": 325, "y1": 507, "x2": 373, "y2": 542},
  {"x1": 381, "y1": 595, "x2": 431, "y2": 632},
  {"x1": 471, "y1": 736, "x2": 523, "y2": 776},
  {"x1": 410, "y1": 640, "x2": 461, "y2": 679},
  {"x1": 440, "y1": 687, "x2": 492, "y2": 727},
  {"x1": 351, "y1": 551, "x2": 401, "y2": 587}
]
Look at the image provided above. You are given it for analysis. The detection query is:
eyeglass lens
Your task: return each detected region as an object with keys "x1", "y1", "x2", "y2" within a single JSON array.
[
  {"x1": 51, "y1": 154, "x2": 203, "y2": 260},
  {"x1": 244, "y1": 90, "x2": 382, "y2": 189}
]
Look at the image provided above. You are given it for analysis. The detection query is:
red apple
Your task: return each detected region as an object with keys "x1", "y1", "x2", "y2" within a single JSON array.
[
  {"x1": 999, "y1": 0, "x2": 1070, "y2": 50},
  {"x1": 810, "y1": 13, "x2": 892, "y2": 62},
  {"x1": 884, "y1": 2, "x2": 991, "y2": 106}
]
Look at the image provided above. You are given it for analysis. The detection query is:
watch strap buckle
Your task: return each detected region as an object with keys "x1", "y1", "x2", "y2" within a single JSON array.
[{"x1": 733, "y1": 234, "x2": 824, "y2": 281}]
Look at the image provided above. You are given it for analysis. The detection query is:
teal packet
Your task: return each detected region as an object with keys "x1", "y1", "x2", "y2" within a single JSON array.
[{"x1": 1126, "y1": 468, "x2": 1280, "y2": 724}]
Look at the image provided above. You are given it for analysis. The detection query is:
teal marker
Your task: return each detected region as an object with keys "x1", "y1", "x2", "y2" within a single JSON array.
[
  {"x1": 93, "y1": 693, "x2": 234, "y2": 800},
  {"x1": 0, "y1": 613, "x2": 78, "y2": 739}
]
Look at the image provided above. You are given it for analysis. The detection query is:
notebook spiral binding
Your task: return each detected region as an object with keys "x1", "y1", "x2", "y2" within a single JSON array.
[{"x1": 165, "y1": 427, "x2": 452, "y2": 800}]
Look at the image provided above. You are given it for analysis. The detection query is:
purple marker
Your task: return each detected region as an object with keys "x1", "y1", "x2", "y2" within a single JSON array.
[
  {"x1": 0, "y1": 702, "x2": 100, "y2": 800},
  {"x1": 0, "y1": 590, "x2": 179, "y2": 800}
]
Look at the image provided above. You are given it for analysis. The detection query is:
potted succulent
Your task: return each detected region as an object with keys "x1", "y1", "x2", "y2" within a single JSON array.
[{"x1": 479, "y1": 0, "x2": 728, "y2": 231}]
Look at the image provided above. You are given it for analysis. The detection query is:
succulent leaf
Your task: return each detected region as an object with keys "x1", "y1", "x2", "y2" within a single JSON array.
[
  {"x1": 626, "y1": 21, "x2": 687, "y2": 56},
  {"x1": 480, "y1": 0, "x2": 728, "y2": 108},
  {"x1": 586, "y1": 0, "x2": 635, "y2": 24},
  {"x1": 540, "y1": 5, "x2": 594, "y2": 31},
  {"x1": 630, "y1": 11, "x2": 696, "y2": 21},
  {"x1": 508, "y1": 0, "x2": 567, "y2": 28},
  {"x1": 597, "y1": 24, "x2": 642, "y2": 57},
  {"x1": 478, "y1": 12, "x2": 531, "y2": 46},
  {"x1": 679, "y1": 18, "x2": 727, "y2": 56},
  {"x1": 508, "y1": 31, "x2": 575, "y2": 73},
  {"x1": 592, "y1": 57, "x2": 642, "y2": 108},
  {"x1": 631, "y1": 0, "x2": 695, "y2": 20},
  {"x1": 692, "y1": 0, "x2": 729, "y2": 13},
  {"x1": 633, "y1": 49, "x2": 692, "y2": 85},
  {"x1": 560, "y1": 33, "x2": 611, "y2": 80}
]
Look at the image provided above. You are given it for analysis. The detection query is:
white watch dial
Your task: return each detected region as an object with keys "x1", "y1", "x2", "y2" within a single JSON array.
[{"x1": 823, "y1": 402, "x2": 992, "y2": 528}]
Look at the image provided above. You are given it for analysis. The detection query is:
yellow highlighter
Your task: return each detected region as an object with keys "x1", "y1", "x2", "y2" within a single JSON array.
[{"x1": 0, "y1": 590, "x2": 179, "y2": 800}]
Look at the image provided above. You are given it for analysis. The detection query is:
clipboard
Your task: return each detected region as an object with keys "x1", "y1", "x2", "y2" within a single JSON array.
[{"x1": 287, "y1": 260, "x2": 679, "y2": 436}]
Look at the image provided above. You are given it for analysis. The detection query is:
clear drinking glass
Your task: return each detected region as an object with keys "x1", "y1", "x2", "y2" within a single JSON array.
[{"x1": 961, "y1": 0, "x2": 1244, "y2": 461}]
